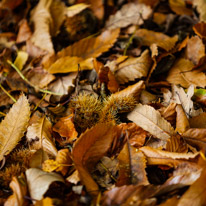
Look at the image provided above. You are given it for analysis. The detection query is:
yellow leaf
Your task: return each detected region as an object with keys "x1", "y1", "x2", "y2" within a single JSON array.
[
  {"x1": 127, "y1": 104, "x2": 175, "y2": 140},
  {"x1": 66, "y1": 3, "x2": 90, "y2": 17},
  {"x1": 42, "y1": 159, "x2": 59, "y2": 172},
  {"x1": 0, "y1": 94, "x2": 30, "y2": 161},
  {"x1": 26, "y1": 116, "x2": 58, "y2": 157},
  {"x1": 44, "y1": 29, "x2": 120, "y2": 73},
  {"x1": 14, "y1": 51, "x2": 28, "y2": 71}
]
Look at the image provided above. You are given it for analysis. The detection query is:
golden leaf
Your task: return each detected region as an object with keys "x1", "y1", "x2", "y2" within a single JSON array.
[
  {"x1": 0, "y1": 93, "x2": 30, "y2": 161},
  {"x1": 44, "y1": 28, "x2": 120, "y2": 73},
  {"x1": 14, "y1": 51, "x2": 28, "y2": 71},
  {"x1": 66, "y1": 3, "x2": 90, "y2": 18},
  {"x1": 42, "y1": 159, "x2": 60, "y2": 172},
  {"x1": 105, "y1": 3, "x2": 152, "y2": 30},
  {"x1": 26, "y1": 116, "x2": 58, "y2": 157},
  {"x1": 169, "y1": 0, "x2": 193, "y2": 15},
  {"x1": 127, "y1": 104, "x2": 175, "y2": 140}
]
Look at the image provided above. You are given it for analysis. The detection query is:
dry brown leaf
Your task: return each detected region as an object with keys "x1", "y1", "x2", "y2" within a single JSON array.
[
  {"x1": 116, "y1": 141, "x2": 148, "y2": 186},
  {"x1": 30, "y1": 0, "x2": 54, "y2": 54},
  {"x1": 87, "y1": 0, "x2": 104, "y2": 20},
  {"x1": 193, "y1": 22, "x2": 206, "y2": 39},
  {"x1": 26, "y1": 116, "x2": 58, "y2": 157},
  {"x1": 72, "y1": 123, "x2": 121, "y2": 195},
  {"x1": 189, "y1": 112, "x2": 206, "y2": 128},
  {"x1": 44, "y1": 29, "x2": 120, "y2": 73},
  {"x1": 193, "y1": 0, "x2": 206, "y2": 22},
  {"x1": 135, "y1": 29, "x2": 178, "y2": 51},
  {"x1": 26, "y1": 168, "x2": 64, "y2": 201},
  {"x1": 183, "y1": 128, "x2": 206, "y2": 140},
  {"x1": 4, "y1": 175, "x2": 28, "y2": 206},
  {"x1": 105, "y1": 3, "x2": 152, "y2": 30},
  {"x1": 0, "y1": 0, "x2": 23, "y2": 10},
  {"x1": 16, "y1": 19, "x2": 32, "y2": 43},
  {"x1": 66, "y1": 3, "x2": 90, "y2": 18},
  {"x1": 166, "y1": 135, "x2": 188, "y2": 153},
  {"x1": 167, "y1": 58, "x2": 206, "y2": 88},
  {"x1": 35, "y1": 197, "x2": 54, "y2": 206},
  {"x1": 169, "y1": 0, "x2": 193, "y2": 15},
  {"x1": 0, "y1": 94, "x2": 30, "y2": 161},
  {"x1": 185, "y1": 36, "x2": 205, "y2": 65},
  {"x1": 175, "y1": 104, "x2": 190, "y2": 134},
  {"x1": 53, "y1": 114, "x2": 78, "y2": 143},
  {"x1": 66, "y1": 170, "x2": 80, "y2": 185},
  {"x1": 29, "y1": 149, "x2": 49, "y2": 168},
  {"x1": 127, "y1": 104, "x2": 175, "y2": 140},
  {"x1": 114, "y1": 50, "x2": 152, "y2": 84},
  {"x1": 177, "y1": 166, "x2": 206, "y2": 206}
]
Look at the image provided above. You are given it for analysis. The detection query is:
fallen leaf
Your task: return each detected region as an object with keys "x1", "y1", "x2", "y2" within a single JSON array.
[
  {"x1": 177, "y1": 166, "x2": 206, "y2": 206},
  {"x1": 169, "y1": 0, "x2": 193, "y2": 15},
  {"x1": 44, "y1": 29, "x2": 120, "y2": 73},
  {"x1": 105, "y1": 3, "x2": 152, "y2": 30},
  {"x1": 26, "y1": 168, "x2": 64, "y2": 201},
  {"x1": 72, "y1": 123, "x2": 121, "y2": 195},
  {"x1": 66, "y1": 3, "x2": 90, "y2": 18},
  {"x1": 0, "y1": 94, "x2": 30, "y2": 161},
  {"x1": 135, "y1": 29, "x2": 178, "y2": 51},
  {"x1": 193, "y1": 0, "x2": 206, "y2": 22},
  {"x1": 35, "y1": 197, "x2": 54, "y2": 206},
  {"x1": 29, "y1": 149, "x2": 49, "y2": 168},
  {"x1": 53, "y1": 114, "x2": 78, "y2": 143},
  {"x1": 189, "y1": 112, "x2": 206, "y2": 128},
  {"x1": 175, "y1": 104, "x2": 190, "y2": 134},
  {"x1": 127, "y1": 104, "x2": 175, "y2": 140},
  {"x1": 0, "y1": 0, "x2": 23, "y2": 10},
  {"x1": 193, "y1": 22, "x2": 206, "y2": 39},
  {"x1": 116, "y1": 141, "x2": 149, "y2": 186},
  {"x1": 26, "y1": 116, "x2": 58, "y2": 157},
  {"x1": 185, "y1": 36, "x2": 205, "y2": 65},
  {"x1": 4, "y1": 175, "x2": 28, "y2": 206},
  {"x1": 16, "y1": 19, "x2": 32, "y2": 43},
  {"x1": 87, "y1": 0, "x2": 104, "y2": 20},
  {"x1": 14, "y1": 51, "x2": 28, "y2": 71},
  {"x1": 114, "y1": 50, "x2": 152, "y2": 84}
]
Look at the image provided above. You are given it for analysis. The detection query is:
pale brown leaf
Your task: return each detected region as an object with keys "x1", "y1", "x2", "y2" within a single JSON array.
[
  {"x1": 26, "y1": 168, "x2": 64, "y2": 201},
  {"x1": 0, "y1": 94, "x2": 30, "y2": 161},
  {"x1": 193, "y1": 0, "x2": 206, "y2": 22},
  {"x1": 189, "y1": 112, "x2": 206, "y2": 128},
  {"x1": 127, "y1": 104, "x2": 175, "y2": 140},
  {"x1": 135, "y1": 29, "x2": 178, "y2": 51},
  {"x1": 114, "y1": 50, "x2": 152, "y2": 84},
  {"x1": 106, "y1": 3, "x2": 152, "y2": 30},
  {"x1": 166, "y1": 58, "x2": 206, "y2": 88},
  {"x1": 26, "y1": 116, "x2": 58, "y2": 157}
]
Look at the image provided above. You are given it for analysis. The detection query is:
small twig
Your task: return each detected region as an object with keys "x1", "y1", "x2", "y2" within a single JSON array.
[
  {"x1": 0, "y1": 111, "x2": 6, "y2": 116},
  {"x1": 7, "y1": 60, "x2": 63, "y2": 96},
  {"x1": 100, "y1": 161, "x2": 117, "y2": 182},
  {"x1": 0, "y1": 83, "x2": 16, "y2": 102},
  {"x1": 33, "y1": 93, "x2": 47, "y2": 111}
]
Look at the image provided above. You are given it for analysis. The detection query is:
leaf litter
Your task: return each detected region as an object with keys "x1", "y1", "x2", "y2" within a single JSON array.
[{"x1": 1, "y1": 0, "x2": 206, "y2": 205}]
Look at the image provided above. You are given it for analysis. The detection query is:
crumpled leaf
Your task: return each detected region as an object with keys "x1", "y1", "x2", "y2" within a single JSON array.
[
  {"x1": 72, "y1": 123, "x2": 121, "y2": 195},
  {"x1": 185, "y1": 36, "x2": 205, "y2": 65},
  {"x1": 53, "y1": 113, "x2": 78, "y2": 143},
  {"x1": 4, "y1": 175, "x2": 28, "y2": 206},
  {"x1": 135, "y1": 29, "x2": 178, "y2": 51},
  {"x1": 26, "y1": 116, "x2": 58, "y2": 157},
  {"x1": 26, "y1": 168, "x2": 64, "y2": 201},
  {"x1": 0, "y1": 93, "x2": 30, "y2": 161},
  {"x1": 127, "y1": 104, "x2": 175, "y2": 140},
  {"x1": 105, "y1": 3, "x2": 152, "y2": 30},
  {"x1": 193, "y1": 22, "x2": 206, "y2": 39},
  {"x1": 113, "y1": 50, "x2": 152, "y2": 84},
  {"x1": 44, "y1": 29, "x2": 120, "y2": 73},
  {"x1": 166, "y1": 58, "x2": 206, "y2": 88},
  {"x1": 16, "y1": 19, "x2": 32, "y2": 43}
]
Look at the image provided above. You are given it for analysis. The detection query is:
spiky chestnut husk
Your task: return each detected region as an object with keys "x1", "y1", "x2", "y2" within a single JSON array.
[
  {"x1": 69, "y1": 93, "x2": 102, "y2": 132},
  {"x1": 99, "y1": 95, "x2": 137, "y2": 123}
]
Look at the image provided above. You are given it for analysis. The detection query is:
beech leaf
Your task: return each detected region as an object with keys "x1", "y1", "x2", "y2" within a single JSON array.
[
  {"x1": 0, "y1": 93, "x2": 30, "y2": 161},
  {"x1": 127, "y1": 104, "x2": 175, "y2": 140}
]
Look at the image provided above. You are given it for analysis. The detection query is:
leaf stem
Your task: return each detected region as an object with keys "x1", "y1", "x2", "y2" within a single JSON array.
[
  {"x1": 7, "y1": 60, "x2": 63, "y2": 96},
  {"x1": 0, "y1": 83, "x2": 16, "y2": 102}
]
